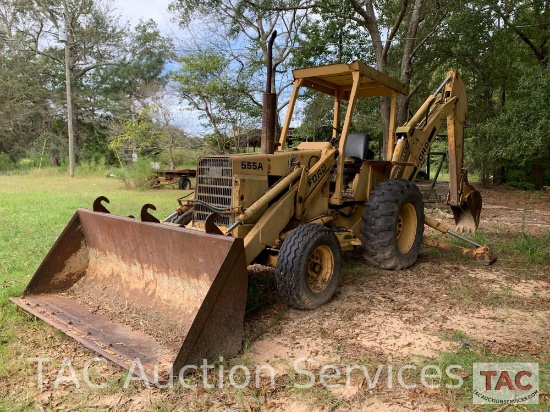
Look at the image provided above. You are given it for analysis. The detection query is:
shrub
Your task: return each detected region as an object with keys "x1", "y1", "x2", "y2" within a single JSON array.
[
  {"x1": 78, "y1": 157, "x2": 109, "y2": 177},
  {"x1": 118, "y1": 158, "x2": 155, "y2": 190},
  {"x1": 0, "y1": 152, "x2": 13, "y2": 172}
]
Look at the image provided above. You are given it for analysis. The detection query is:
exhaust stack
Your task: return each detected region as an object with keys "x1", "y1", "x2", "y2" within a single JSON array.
[{"x1": 261, "y1": 31, "x2": 277, "y2": 154}]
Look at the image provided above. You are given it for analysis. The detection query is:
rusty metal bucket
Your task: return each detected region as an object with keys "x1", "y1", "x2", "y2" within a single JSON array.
[
  {"x1": 10, "y1": 209, "x2": 248, "y2": 381},
  {"x1": 449, "y1": 170, "x2": 483, "y2": 233},
  {"x1": 451, "y1": 183, "x2": 483, "y2": 233}
]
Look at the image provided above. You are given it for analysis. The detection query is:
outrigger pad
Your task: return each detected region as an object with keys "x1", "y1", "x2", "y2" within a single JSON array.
[{"x1": 10, "y1": 209, "x2": 248, "y2": 382}]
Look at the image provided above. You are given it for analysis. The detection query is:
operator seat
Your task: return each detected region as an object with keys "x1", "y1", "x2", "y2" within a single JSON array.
[
  {"x1": 342, "y1": 133, "x2": 375, "y2": 191},
  {"x1": 344, "y1": 133, "x2": 374, "y2": 164}
]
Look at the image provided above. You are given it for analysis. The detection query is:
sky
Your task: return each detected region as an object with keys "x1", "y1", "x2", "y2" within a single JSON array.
[
  {"x1": 109, "y1": 1, "x2": 298, "y2": 134},
  {"x1": 111, "y1": 0, "x2": 206, "y2": 133},
  {"x1": 112, "y1": 0, "x2": 174, "y2": 29}
]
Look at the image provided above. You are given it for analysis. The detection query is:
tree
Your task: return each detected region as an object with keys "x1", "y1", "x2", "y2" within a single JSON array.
[
  {"x1": 491, "y1": 0, "x2": 550, "y2": 68},
  {"x1": 271, "y1": 0, "x2": 458, "y2": 155},
  {"x1": 19, "y1": 0, "x2": 127, "y2": 145},
  {"x1": 171, "y1": 50, "x2": 258, "y2": 153},
  {"x1": 93, "y1": 19, "x2": 175, "y2": 119},
  {"x1": 108, "y1": 101, "x2": 194, "y2": 169},
  {"x1": 108, "y1": 111, "x2": 166, "y2": 159},
  {"x1": 289, "y1": 2, "x2": 373, "y2": 67},
  {"x1": 169, "y1": 0, "x2": 309, "y2": 134},
  {"x1": 1, "y1": 0, "x2": 174, "y2": 167},
  {"x1": 481, "y1": 68, "x2": 550, "y2": 188},
  {"x1": 0, "y1": 2, "x2": 53, "y2": 160},
  {"x1": 426, "y1": 1, "x2": 549, "y2": 186}
]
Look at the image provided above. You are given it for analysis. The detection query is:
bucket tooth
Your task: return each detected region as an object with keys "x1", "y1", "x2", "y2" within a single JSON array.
[
  {"x1": 205, "y1": 213, "x2": 224, "y2": 235},
  {"x1": 141, "y1": 203, "x2": 160, "y2": 223},
  {"x1": 92, "y1": 196, "x2": 111, "y2": 214},
  {"x1": 10, "y1": 209, "x2": 248, "y2": 381}
]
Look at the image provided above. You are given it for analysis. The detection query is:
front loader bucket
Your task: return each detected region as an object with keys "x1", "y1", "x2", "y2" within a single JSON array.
[
  {"x1": 451, "y1": 183, "x2": 483, "y2": 233},
  {"x1": 10, "y1": 209, "x2": 248, "y2": 382}
]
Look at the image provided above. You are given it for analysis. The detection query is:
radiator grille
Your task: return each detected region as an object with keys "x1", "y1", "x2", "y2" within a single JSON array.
[{"x1": 194, "y1": 157, "x2": 233, "y2": 226}]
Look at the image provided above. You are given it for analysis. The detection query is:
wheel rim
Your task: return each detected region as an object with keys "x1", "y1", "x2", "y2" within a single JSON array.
[
  {"x1": 396, "y1": 203, "x2": 417, "y2": 254},
  {"x1": 307, "y1": 245, "x2": 334, "y2": 293}
]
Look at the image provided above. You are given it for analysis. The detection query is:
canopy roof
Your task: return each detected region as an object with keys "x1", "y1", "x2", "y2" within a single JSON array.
[{"x1": 292, "y1": 61, "x2": 408, "y2": 99}]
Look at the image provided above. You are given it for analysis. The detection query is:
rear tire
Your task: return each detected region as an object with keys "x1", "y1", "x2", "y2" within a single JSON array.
[
  {"x1": 361, "y1": 179, "x2": 424, "y2": 270},
  {"x1": 276, "y1": 224, "x2": 341, "y2": 310},
  {"x1": 178, "y1": 176, "x2": 191, "y2": 190}
]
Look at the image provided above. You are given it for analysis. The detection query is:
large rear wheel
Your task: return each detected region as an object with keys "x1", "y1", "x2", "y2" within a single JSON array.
[
  {"x1": 361, "y1": 179, "x2": 424, "y2": 269},
  {"x1": 276, "y1": 224, "x2": 341, "y2": 310}
]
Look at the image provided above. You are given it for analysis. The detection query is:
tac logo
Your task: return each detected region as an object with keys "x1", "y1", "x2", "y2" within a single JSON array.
[{"x1": 473, "y1": 363, "x2": 539, "y2": 405}]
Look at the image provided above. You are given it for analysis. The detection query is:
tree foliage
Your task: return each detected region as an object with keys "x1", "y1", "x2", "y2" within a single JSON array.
[
  {"x1": 0, "y1": 0, "x2": 173, "y2": 168},
  {"x1": 169, "y1": 0, "x2": 310, "y2": 150},
  {"x1": 0, "y1": 0, "x2": 548, "y2": 186},
  {"x1": 171, "y1": 50, "x2": 260, "y2": 153}
]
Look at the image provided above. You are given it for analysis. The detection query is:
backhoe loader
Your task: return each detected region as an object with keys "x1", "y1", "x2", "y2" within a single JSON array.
[{"x1": 11, "y1": 61, "x2": 486, "y2": 381}]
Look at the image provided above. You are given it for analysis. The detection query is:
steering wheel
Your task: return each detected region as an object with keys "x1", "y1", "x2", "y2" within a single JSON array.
[{"x1": 327, "y1": 126, "x2": 341, "y2": 146}]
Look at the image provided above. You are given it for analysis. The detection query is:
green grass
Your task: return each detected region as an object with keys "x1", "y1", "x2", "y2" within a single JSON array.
[
  {"x1": 0, "y1": 172, "x2": 184, "y2": 286},
  {"x1": 410, "y1": 333, "x2": 550, "y2": 411},
  {"x1": 502, "y1": 232, "x2": 550, "y2": 261}
]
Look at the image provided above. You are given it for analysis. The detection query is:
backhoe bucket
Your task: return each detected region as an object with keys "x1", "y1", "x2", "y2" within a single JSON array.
[
  {"x1": 10, "y1": 209, "x2": 248, "y2": 382},
  {"x1": 451, "y1": 183, "x2": 483, "y2": 233}
]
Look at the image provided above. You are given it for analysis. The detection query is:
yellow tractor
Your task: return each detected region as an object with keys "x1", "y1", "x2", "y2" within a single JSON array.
[{"x1": 11, "y1": 61, "x2": 486, "y2": 381}]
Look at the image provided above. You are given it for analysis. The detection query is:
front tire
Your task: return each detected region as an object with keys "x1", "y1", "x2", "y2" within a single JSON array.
[
  {"x1": 276, "y1": 224, "x2": 341, "y2": 310},
  {"x1": 361, "y1": 179, "x2": 424, "y2": 270}
]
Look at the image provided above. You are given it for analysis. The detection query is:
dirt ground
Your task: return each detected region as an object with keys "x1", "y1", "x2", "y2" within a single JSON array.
[{"x1": 6, "y1": 185, "x2": 550, "y2": 411}]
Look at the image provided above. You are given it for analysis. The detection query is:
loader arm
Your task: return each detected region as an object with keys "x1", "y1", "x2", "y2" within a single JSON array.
[
  {"x1": 389, "y1": 71, "x2": 482, "y2": 232},
  {"x1": 228, "y1": 145, "x2": 337, "y2": 264}
]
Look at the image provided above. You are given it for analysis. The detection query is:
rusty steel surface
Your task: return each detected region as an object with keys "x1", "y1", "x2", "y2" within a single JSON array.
[
  {"x1": 150, "y1": 169, "x2": 196, "y2": 189},
  {"x1": 261, "y1": 31, "x2": 277, "y2": 155},
  {"x1": 158, "y1": 169, "x2": 196, "y2": 177},
  {"x1": 262, "y1": 92, "x2": 277, "y2": 154},
  {"x1": 11, "y1": 209, "x2": 248, "y2": 381},
  {"x1": 10, "y1": 294, "x2": 174, "y2": 380}
]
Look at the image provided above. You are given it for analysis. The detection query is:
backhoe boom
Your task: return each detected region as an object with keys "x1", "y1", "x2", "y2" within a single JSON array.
[{"x1": 390, "y1": 71, "x2": 481, "y2": 232}]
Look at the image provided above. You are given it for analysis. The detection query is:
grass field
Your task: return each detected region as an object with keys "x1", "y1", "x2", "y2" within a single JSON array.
[{"x1": 0, "y1": 172, "x2": 548, "y2": 411}]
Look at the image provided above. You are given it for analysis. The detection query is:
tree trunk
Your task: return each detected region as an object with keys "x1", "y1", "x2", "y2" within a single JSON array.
[
  {"x1": 360, "y1": 0, "x2": 423, "y2": 154},
  {"x1": 530, "y1": 158, "x2": 544, "y2": 189},
  {"x1": 50, "y1": 151, "x2": 60, "y2": 167},
  {"x1": 397, "y1": 0, "x2": 423, "y2": 126},
  {"x1": 361, "y1": 1, "x2": 389, "y2": 153},
  {"x1": 481, "y1": 162, "x2": 490, "y2": 187},
  {"x1": 380, "y1": 98, "x2": 391, "y2": 158}
]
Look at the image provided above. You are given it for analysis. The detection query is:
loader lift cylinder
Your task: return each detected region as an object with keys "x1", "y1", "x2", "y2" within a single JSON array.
[{"x1": 261, "y1": 31, "x2": 277, "y2": 155}]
